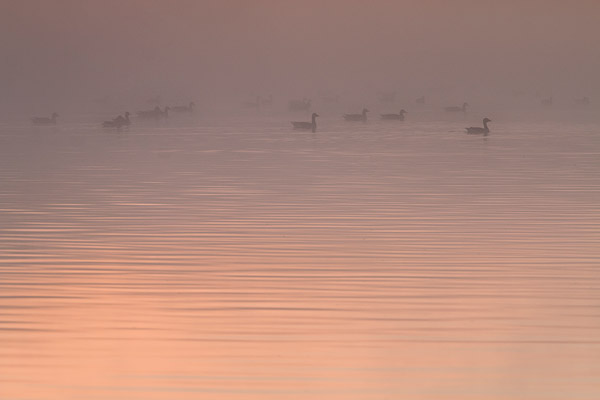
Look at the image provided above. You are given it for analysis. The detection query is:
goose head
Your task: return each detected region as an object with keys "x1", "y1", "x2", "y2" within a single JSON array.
[
  {"x1": 483, "y1": 118, "x2": 491, "y2": 124},
  {"x1": 400, "y1": 109, "x2": 407, "y2": 114},
  {"x1": 52, "y1": 112, "x2": 59, "y2": 118},
  {"x1": 362, "y1": 108, "x2": 369, "y2": 114}
]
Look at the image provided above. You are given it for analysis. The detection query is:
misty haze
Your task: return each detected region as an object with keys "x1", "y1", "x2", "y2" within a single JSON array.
[{"x1": 1, "y1": 1, "x2": 599, "y2": 400}]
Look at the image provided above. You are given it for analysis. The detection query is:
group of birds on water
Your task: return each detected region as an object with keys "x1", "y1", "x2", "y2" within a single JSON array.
[
  {"x1": 290, "y1": 103, "x2": 489, "y2": 134},
  {"x1": 31, "y1": 93, "x2": 592, "y2": 135},
  {"x1": 103, "y1": 101, "x2": 196, "y2": 128},
  {"x1": 28, "y1": 100, "x2": 490, "y2": 135},
  {"x1": 31, "y1": 102, "x2": 195, "y2": 129}
]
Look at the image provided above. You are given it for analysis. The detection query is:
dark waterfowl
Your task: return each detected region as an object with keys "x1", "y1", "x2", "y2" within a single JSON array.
[
  {"x1": 172, "y1": 102, "x2": 195, "y2": 112},
  {"x1": 291, "y1": 113, "x2": 319, "y2": 132},
  {"x1": 466, "y1": 118, "x2": 491, "y2": 134},
  {"x1": 103, "y1": 112, "x2": 130, "y2": 128},
  {"x1": 137, "y1": 106, "x2": 169, "y2": 118},
  {"x1": 445, "y1": 102, "x2": 468, "y2": 112},
  {"x1": 344, "y1": 108, "x2": 369, "y2": 122},
  {"x1": 32, "y1": 112, "x2": 59, "y2": 124},
  {"x1": 381, "y1": 109, "x2": 407, "y2": 120}
]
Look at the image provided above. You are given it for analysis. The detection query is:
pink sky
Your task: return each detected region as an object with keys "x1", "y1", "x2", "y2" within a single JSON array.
[{"x1": 2, "y1": 0, "x2": 599, "y2": 108}]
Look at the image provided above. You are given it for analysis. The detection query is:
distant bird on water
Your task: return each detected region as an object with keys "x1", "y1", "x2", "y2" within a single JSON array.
[
  {"x1": 32, "y1": 112, "x2": 59, "y2": 124},
  {"x1": 103, "y1": 112, "x2": 130, "y2": 128},
  {"x1": 445, "y1": 102, "x2": 468, "y2": 112},
  {"x1": 172, "y1": 102, "x2": 195, "y2": 112},
  {"x1": 344, "y1": 108, "x2": 369, "y2": 122},
  {"x1": 291, "y1": 113, "x2": 319, "y2": 132},
  {"x1": 381, "y1": 109, "x2": 407, "y2": 120},
  {"x1": 137, "y1": 106, "x2": 169, "y2": 118},
  {"x1": 466, "y1": 118, "x2": 491, "y2": 134}
]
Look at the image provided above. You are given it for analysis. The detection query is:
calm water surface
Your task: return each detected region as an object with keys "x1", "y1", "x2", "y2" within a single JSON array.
[{"x1": 1, "y1": 112, "x2": 599, "y2": 399}]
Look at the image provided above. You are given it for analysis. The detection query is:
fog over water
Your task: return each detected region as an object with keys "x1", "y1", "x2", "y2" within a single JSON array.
[
  {"x1": 2, "y1": 0, "x2": 600, "y2": 113},
  {"x1": 1, "y1": 2, "x2": 600, "y2": 400}
]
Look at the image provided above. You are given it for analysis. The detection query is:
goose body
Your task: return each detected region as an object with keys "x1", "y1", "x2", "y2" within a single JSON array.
[
  {"x1": 103, "y1": 112, "x2": 130, "y2": 128},
  {"x1": 32, "y1": 112, "x2": 59, "y2": 124},
  {"x1": 445, "y1": 102, "x2": 468, "y2": 112},
  {"x1": 291, "y1": 113, "x2": 319, "y2": 132},
  {"x1": 344, "y1": 108, "x2": 369, "y2": 122},
  {"x1": 466, "y1": 118, "x2": 491, "y2": 134},
  {"x1": 137, "y1": 106, "x2": 169, "y2": 118},
  {"x1": 172, "y1": 102, "x2": 195, "y2": 112},
  {"x1": 381, "y1": 109, "x2": 407, "y2": 120}
]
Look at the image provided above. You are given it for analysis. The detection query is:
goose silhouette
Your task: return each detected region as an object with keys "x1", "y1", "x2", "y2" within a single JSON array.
[
  {"x1": 291, "y1": 113, "x2": 319, "y2": 132},
  {"x1": 445, "y1": 102, "x2": 468, "y2": 112},
  {"x1": 466, "y1": 118, "x2": 491, "y2": 134},
  {"x1": 344, "y1": 108, "x2": 369, "y2": 122},
  {"x1": 381, "y1": 109, "x2": 407, "y2": 120},
  {"x1": 32, "y1": 112, "x2": 59, "y2": 124},
  {"x1": 137, "y1": 106, "x2": 169, "y2": 118},
  {"x1": 103, "y1": 112, "x2": 130, "y2": 128},
  {"x1": 172, "y1": 102, "x2": 195, "y2": 112}
]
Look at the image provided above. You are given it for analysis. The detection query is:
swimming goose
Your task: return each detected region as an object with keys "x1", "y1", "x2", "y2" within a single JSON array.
[
  {"x1": 381, "y1": 109, "x2": 407, "y2": 120},
  {"x1": 172, "y1": 102, "x2": 195, "y2": 112},
  {"x1": 103, "y1": 112, "x2": 130, "y2": 128},
  {"x1": 344, "y1": 108, "x2": 369, "y2": 122},
  {"x1": 466, "y1": 118, "x2": 491, "y2": 134},
  {"x1": 32, "y1": 112, "x2": 59, "y2": 124},
  {"x1": 291, "y1": 113, "x2": 319, "y2": 132},
  {"x1": 137, "y1": 106, "x2": 169, "y2": 118},
  {"x1": 445, "y1": 102, "x2": 468, "y2": 112}
]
